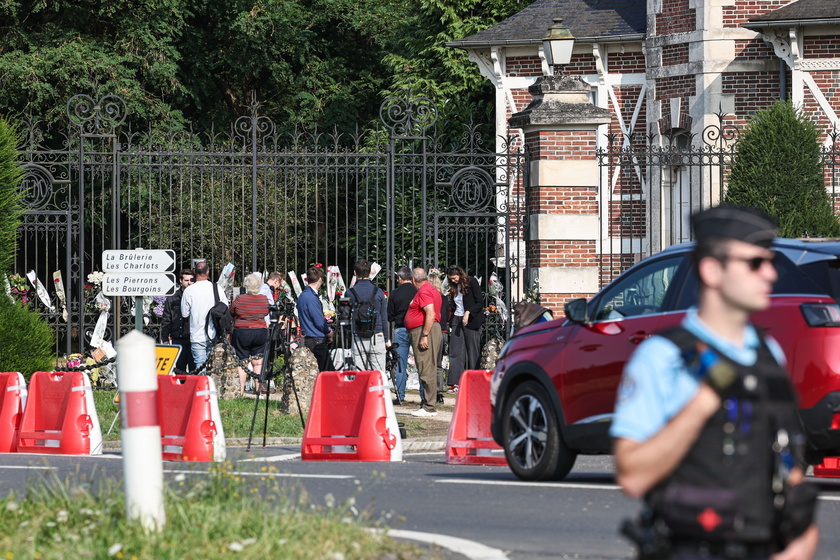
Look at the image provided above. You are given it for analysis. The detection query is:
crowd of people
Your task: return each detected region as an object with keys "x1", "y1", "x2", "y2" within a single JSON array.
[
  {"x1": 158, "y1": 206, "x2": 823, "y2": 557},
  {"x1": 159, "y1": 258, "x2": 486, "y2": 409}
]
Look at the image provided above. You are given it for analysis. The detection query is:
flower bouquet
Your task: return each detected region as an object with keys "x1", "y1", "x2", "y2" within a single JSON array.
[{"x1": 6, "y1": 273, "x2": 30, "y2": 306}]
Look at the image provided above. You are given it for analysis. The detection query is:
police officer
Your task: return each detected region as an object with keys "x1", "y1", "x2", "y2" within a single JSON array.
[{"x1": 612, "y1": 206, "x2": 819, "y2": 559}]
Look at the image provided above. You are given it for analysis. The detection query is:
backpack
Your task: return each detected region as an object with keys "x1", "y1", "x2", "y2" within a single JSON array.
[
  {"x1": 205, "y1": 282, "x2": 234, "y2": 342},
  {"x1": 349, "y1": 286, "x2": 379, "y2": 338}
]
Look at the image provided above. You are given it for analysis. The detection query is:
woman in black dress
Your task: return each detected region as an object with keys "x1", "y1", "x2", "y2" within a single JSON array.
[{"x1": 445, "y1": 265, "x2": 484, "y2": 392}]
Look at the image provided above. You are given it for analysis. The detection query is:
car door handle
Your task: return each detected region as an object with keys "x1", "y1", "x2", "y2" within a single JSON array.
[{"x1": 629, "y1": 331, "x2": 650, "y2": 345}]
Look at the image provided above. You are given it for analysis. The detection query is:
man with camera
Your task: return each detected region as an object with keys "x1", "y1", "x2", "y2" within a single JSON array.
[
  {"x1": 297, "y1": 265, "x2": 333, "y2": 372},
  {"x1": 611, "y1": 206, "x2": 819, "y2": 559},
  {"x1": 260, "y1": 271, "x2": 283, "y2": 325},
  {"x1": 347, "y1": 259, "x2": 389, "y2": 372}
]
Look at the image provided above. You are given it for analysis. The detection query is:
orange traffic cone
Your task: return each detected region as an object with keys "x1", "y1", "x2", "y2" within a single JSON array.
[
  {"x1": 301, "y1": 370, "x2": 402, "y2": 462},
  {"x1": 158, "y1": 375, "x2": 224, "y2": 462},
  {"x1": 445, "y1": 369, "x2": 507, "y2": 465},
  {"x1": 0, "y1": 372, "x2": 26, "y2": 453},
  {"x1": 17, "y1": 371, "x2": 102, "y2": 455}
]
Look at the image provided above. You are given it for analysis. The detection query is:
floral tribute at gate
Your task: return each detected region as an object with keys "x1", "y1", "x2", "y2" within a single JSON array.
[{"x1": 5, "y1": 273, "x2": 30, "y2": 306}]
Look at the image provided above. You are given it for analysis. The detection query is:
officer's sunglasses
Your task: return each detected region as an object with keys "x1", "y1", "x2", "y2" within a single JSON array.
[{"x1": 722, "y1": 254, "x2": 776, "y2": 271}]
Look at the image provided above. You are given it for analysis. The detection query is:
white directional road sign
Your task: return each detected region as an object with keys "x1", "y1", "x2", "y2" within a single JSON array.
[
  {"x1": 102, "y1": 273, "x2": 177, "y2": 296},
  {"x1": 103, "y1": 249, "x2": 176, "y2": 273}
]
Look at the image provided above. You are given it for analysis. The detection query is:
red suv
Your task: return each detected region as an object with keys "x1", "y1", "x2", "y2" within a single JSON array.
[{"x1": 490, "y1": 239, "x2": 840, "y2": 481}]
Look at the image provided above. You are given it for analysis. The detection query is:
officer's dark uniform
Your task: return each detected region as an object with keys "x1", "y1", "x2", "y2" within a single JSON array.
[{"x1": 644, "y1": 328, "x2": 807, "y2": 558}]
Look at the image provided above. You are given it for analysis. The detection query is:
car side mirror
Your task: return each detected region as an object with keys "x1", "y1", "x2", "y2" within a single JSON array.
[{"x1": 564, "y1": 298, "x2": 589, "y2": 324}]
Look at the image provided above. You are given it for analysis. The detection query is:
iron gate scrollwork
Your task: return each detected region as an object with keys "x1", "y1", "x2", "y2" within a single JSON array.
[
  {"x1": 15, "y1": 91, "x2": 527, "y2": 355},
  {"x1": 381, "y1": 95, "x2": 527, "y2": 343},
  {"x1": 429, "y1": 132, "x2": 526, "y2": 342}
]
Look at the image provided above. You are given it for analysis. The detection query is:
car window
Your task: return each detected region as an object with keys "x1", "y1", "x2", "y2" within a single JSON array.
[
  {"x1": 592, "y1": 256, "x2": 683, "y2": 321},
  {"x1": 674, "y1": 251, "x2": 829, "y2": 309},
  {"x1": 794, "y1": 259, "x2": 840, "y2": 299}
]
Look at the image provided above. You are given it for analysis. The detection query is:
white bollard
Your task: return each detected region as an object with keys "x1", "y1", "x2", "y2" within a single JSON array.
[{"x1": 117, "y1": 330, "x2": 166, "y2": 532}]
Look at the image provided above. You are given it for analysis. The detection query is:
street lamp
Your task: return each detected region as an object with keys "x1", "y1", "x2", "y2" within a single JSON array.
[{"x1": 543, "y1": 18, "x2": 575, "y2": 70}]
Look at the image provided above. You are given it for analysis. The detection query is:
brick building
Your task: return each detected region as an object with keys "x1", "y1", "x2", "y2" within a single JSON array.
[{"x1": 448, "y1": 0, "x2": 840, "y2": 307}]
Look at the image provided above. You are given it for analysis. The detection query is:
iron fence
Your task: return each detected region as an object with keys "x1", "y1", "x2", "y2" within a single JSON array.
[
  {"x1": 597, "y1": 114, "x2": 840, "y2": 286},
  {"x1": 15, "y1": 92, "x2": 527, "y2": 355}
]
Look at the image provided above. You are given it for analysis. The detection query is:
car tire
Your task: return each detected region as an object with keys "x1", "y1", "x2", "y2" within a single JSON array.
[{"x1": 501, "y1": 380, "x2": 577, "y2": 481}]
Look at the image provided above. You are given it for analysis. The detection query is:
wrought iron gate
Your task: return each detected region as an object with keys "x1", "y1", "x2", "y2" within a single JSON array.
[
  {"x1": 16, "y1": 92, "x2": 526, "y2": 354},
  {"x1": 597, "y1": 113, "x2": 840, "y2": 287},
  {"x1": 596, "y1": 114, "x2": 740, "y2": 286}
]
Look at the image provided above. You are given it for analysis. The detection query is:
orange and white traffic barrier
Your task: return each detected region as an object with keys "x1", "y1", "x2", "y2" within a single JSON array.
[
  {"x1": 302, "y1": 370, "x2": 402, "y2": 462},
  {"x1": 17, "y1": 370, "x2": 102, "y2": 455},
  {"x1": 446, "y1": 369, "x2": 507, "y2": 466},
  {"x1": 0, "y1": 372, "x2": 26, "y2": 453},
  {"x1": 158, "y1": 374, "x2": 225, "y2": 462}
]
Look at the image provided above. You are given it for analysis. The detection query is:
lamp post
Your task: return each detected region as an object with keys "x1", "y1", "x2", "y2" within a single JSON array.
[{"x1": 543, "y1": 18, "x2": 575, "y2": 73}]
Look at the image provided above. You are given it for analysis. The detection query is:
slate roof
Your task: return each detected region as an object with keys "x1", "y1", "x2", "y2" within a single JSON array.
[
  {"x1": 446, "y1": 0, "x2": 646, "y2": 48},
  {"x1": 746, "y1": 0, "x2": 840, "y2": 26}
]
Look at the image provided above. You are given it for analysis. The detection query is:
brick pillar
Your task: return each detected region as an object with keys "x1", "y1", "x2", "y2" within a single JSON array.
[{"x1": 509, "y1": 75, "x2": 611, "y2": 313}]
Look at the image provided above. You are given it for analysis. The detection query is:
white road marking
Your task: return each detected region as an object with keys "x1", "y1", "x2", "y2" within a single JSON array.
[
  {"x1": 163, "y1": 469, "x2": 354, "y2": 480},
  {"x1": 403, "y1": 451, "x2": 446, "y2": 455},
  {"x1": 0, "y1": 466, "x2": 53, "y2": 470},
  {"x1": 818, "y1": 495, "x2": 840, "y2": 502},
  {"x1": 435, "y1": 478, "x2": 620, "y2": 490},
  {"x1": 382, "y1": 529, "x2": 509, "y2": 560},
  {"x1": 239, "y1": 453, "x2": 302, "y2": 462}
]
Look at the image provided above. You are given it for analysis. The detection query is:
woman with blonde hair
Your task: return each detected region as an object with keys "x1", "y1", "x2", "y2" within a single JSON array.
[{"x1": 229, "y1": 272, "x2": 271, "y2": 395}]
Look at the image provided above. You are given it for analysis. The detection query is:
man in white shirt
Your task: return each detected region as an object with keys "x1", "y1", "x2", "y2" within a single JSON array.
[{"x1": 181, "y1": 261, "x2": 229, "y2": 369}]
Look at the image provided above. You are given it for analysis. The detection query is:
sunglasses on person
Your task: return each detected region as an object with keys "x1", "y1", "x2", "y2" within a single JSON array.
[{"x1": 722, "y1": 254, "x2": 776, "y2": 271}]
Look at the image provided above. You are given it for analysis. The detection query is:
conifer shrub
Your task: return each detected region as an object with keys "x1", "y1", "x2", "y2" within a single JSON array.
[
  {"x1": 0, "y1": 117, "x2": 23, "y2": 273},
  {"x1": 724, "y1": 100, "x2": 840, "y2": 237},
  {"x1": 0, "y1": 291, "x2": 54, "y2": 379}
]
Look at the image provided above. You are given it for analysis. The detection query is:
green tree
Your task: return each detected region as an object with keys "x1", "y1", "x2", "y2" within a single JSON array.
[
  {"x1": 382, "y1": 0, "x2": 534, "y2": 132},
  {"x1": 0, "y1": 0, "x2": 409, "y2": 136},
  {"x1": 0, "y1": 296, "x2": 54, "y2": 379},
  {"x1": 0, "y1": 116, "x2": 53, "y2": 376},
  {"x1": 725, "y1": 100, "x2": 840, "y2": 237},
  {"x1": 0, "y1": 0, "x2": 532, "y2": 138},
  {"x1": 0, "y1": 117, "x2": 23, "y2": 274},
  {"x1": 0, "y1": 0, "x2": 191, "y2": 132}
]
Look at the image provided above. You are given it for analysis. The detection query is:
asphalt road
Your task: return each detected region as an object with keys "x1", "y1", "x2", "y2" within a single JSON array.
[{"x1": 2, "y1": 447, "x2": 840, "y2": 559}]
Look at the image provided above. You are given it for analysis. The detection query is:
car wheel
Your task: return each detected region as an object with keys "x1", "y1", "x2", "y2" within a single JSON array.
[{"x1": 502, "y1": 380, "x2": 577, "y2": 481}]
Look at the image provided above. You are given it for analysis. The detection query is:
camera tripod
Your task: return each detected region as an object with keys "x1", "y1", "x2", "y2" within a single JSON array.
[
  {"x1": 246, "y1": 301, "x2": 305, "y2": 451},
  {"x1": 334, "y1": 297, "x2": 363, "y2": 371}
]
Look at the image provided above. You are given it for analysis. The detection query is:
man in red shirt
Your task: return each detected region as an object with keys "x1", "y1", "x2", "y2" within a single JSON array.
[{"x1": 404, "y1": 268, "x2": 442, "y2": 416}]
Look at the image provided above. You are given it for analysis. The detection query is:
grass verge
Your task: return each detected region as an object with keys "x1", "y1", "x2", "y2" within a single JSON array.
[{"x1": 0, "y1": 463, "x2": 436, "y2": 559}]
